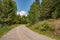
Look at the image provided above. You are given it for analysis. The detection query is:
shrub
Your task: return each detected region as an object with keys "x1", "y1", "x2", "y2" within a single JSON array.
[
  {"x1": 39, "y1": 22, "x2": 49, "y2": 31},
  {"x1": 39, "y1": 22, "x2": 55, "y2": 31}
]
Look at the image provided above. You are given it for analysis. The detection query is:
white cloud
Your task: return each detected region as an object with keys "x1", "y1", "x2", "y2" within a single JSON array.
[{"x1": 17, "y1": 11, "x2": 27, "y2": 16}]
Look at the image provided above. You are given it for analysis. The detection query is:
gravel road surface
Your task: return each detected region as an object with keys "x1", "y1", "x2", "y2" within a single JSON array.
[{"x1": 0, "y1": 25, "x2": 55, "y2": 40}]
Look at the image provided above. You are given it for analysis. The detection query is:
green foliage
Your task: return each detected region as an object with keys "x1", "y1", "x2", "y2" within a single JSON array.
[
  {"x1": 39, "y1": 23, "x2": 49, "y2": 31},
  {"x1": 27, "y1": 0, "x2": 60, "y2": 40},
  {"x1": 28, "y1": 0, "x2": 40, "y2": 24},
  {"x1": 15, "y1": 15, "x2": 28, "y2": 24},
  {"x1": 32, "y1": 21, "x2": 55, "y2": 31},
  {"x1": 0, "y1": 0, "x2": 17, "y2": 25},
  {"x1": 40, "y1": 0, "x2": 60, "y2": 19},
  {"x1": 39, "y1": 22, "x2": 55, "y2": 31},
  {"x1": 0, "y1": 0, "x2": 28, "y2": 25},
  {"x1": 28, "y1": 0, "x2": 60, "y2": 24},
  {"x1": 20, "y1": 16, "x2": 28, "y2": 24},
  {"x1": 52, "y1": 4, "x2": 60, "y2": 19}
]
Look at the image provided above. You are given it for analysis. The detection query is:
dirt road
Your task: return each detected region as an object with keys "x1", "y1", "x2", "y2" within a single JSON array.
[{"x1": 0, "y1": 25, "x2": 55, "y2": 40}]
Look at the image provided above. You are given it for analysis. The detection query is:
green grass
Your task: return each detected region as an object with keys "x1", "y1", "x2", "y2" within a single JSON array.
[
  {"x1": 27, "y1": 19, "x2": 60, "y2": 40},
  {"x1": 0, "y1": 24, "x2": 20, "y2": 37}
]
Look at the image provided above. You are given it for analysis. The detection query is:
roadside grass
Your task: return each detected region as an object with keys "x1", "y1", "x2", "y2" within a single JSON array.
[
  {"x1": 27, "y1": 19, "x2": 60, "y2": 40},
  {"x1": 28, "y1": 26, "x2": 60, "y2": 40},
  {"x1": 0, "y1": 24, "x2": 20, "y2": 38}
]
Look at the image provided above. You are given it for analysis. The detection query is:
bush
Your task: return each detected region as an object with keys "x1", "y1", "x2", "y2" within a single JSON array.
[
  {"x1": 39, "y1": 22, "x2": 55, "y2": 31},
  {"x1": 39, "y1": 22, "x2": 48, "y2": 31}
]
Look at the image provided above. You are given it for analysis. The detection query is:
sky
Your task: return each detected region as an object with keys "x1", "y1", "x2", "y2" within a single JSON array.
[{"x1": 15, "y1": 0, "x2": 42, "y2": 14}]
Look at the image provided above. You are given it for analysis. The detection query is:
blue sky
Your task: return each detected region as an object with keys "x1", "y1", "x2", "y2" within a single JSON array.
[{"x1": 15, "y1": 0, "x2": 42, "y2": 13}]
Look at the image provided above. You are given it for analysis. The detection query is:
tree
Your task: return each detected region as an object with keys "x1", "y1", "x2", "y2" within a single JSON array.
[
  {"x1": 40, "y1": 0, "x2": 60, "y2": 19},
  {"x1": 28, "y1": 0, "x2": 40, "y2": 24},
  {"x1": 0, "y1": 0, "x2": 17, "y2": 25},
  {"x1": 0, "y1": 0, "x2": 3, "y2": 25}
]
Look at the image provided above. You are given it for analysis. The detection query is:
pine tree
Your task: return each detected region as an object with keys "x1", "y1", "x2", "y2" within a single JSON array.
[
  {"x1": 0, "y1": 0, "x2": 17, "y2": 25},
  {"x1": 28, "y1": 0, "x2": 40, "y2": 24},
  {"x1": 40, "y1": 0, "x2": 60, "y2": 19}
]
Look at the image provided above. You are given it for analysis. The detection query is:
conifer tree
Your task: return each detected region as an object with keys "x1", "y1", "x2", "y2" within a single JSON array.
[
  {"x1": 40, "y1": 0, "x2": 60, "y2": 19},
  {"x1": 28, "y1": 0, "x2": 40, "y2": 24},
  {"x1": 0, "y1": 0, "x2": 17, "y2": 25}
]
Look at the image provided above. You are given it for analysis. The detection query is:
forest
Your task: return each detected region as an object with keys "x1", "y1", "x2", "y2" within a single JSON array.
[
  {"x1": 0, "y1": 0, "x2": 60, "y2": 40},
  {"x1": 0, "y1": 0, "x2": 60, "y2": 26}
]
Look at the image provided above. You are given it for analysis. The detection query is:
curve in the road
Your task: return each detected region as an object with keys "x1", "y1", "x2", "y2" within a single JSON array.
[{"x1": 0, "y1": 25, "x2": 55, "y2": 40}]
